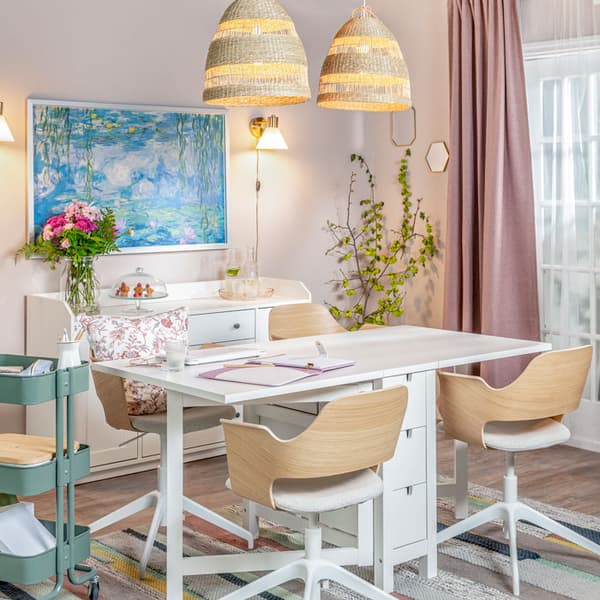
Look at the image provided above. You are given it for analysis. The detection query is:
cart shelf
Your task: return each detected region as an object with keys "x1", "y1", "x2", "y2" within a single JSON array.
[
  {"x1": 0, "y1": 521, "x2": 91, "y2": 586},
  {"x1": 0, "y1": 354, "x2": 98, "y2": 600},
  {"x1": 0, "y1": 444, "x2": 90, "y2": 496}
]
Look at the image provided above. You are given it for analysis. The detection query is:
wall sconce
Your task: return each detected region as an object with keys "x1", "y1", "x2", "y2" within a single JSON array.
[
  {"x1": 0, "y1": 103, "x2": 15, "y2": 142},
  {"x1": 249, "y1": 115, "x2": 288, "y2": 150},
  {"x1": 248, "y1": 114, "x2": 288, "y2": 275}
]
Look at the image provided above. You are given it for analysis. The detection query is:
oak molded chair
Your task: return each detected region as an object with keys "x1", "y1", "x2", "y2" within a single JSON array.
[
  {"x1": 268, "y1": 303, "x2": 346, "y2": 340},
  {"x1": 437, "y1": 345, "x2": 598, "y2": 596},
  {"x1": 219, "y1": 386, "x2": 408, "y2": 600},
  {"x1": 89, "y1": 365, "x2": 254, "y2": 579}
]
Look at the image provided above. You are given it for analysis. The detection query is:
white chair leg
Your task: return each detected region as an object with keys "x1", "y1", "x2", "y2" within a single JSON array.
[
  {"x1": 242, "y1": 499, "x2": 260, "y2": 540},
  {"x1": 89, "y1": 490, "x2": 159, "y2": 533},
  {"x1": 182, "y1": 496, "x2": 254, "y2": 549},
  {"x1": 139, "y1": 496, "x2": 164, "y2": 579},
  {"x1": 438, "y1": 501, "x2": 506, "y2": 544},
  {"x1": 317, "y1": 562, "x2": 393, "y2": 600},
  {"x1": 219, "y1": 560, "x2": 306, "y2": 600},
  {"x1": 303, "y1": 564, "x2": 317, "y2": 600},
  {"x1": 517, "y1": 503, "x2": 600, "y2": 556},
  {"x1": 454, "y1": 440, "x2": 469, "y2": 519},
  {"x1": 506, "y1": 508, "x2": 520, "y2": 596}
]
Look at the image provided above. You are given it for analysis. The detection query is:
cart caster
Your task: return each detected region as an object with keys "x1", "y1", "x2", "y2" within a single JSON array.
[{"x1": 88, "y1": 576, "x2": 100, "y2": 600}]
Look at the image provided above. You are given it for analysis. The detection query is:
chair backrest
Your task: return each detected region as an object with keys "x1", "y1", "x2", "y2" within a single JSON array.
[
  {"x1": 221, "y1": 386, "x2": 408, "y2": 508},
  {"x1": 90, "y1": 355, "x2": 135, "y2": 432},
  {"x1": 269, "y1": 303, "x2": 346, "y2": 340},
  {"x1": 438, "y1": 345, "x2": 592, "y2": 447}
]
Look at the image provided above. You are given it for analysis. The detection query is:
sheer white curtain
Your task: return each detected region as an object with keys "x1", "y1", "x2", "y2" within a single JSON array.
[{"x1": 520, "y1": 0, "x2": 600, "y2": 449}]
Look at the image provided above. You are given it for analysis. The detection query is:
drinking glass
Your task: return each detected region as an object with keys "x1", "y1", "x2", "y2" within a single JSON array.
[
  {"x1": 224, "y1": 248, "x2": 244, "y2": 296},
  {"x1": 165, "y1": 339, "x2": 186, "y2": 371}
]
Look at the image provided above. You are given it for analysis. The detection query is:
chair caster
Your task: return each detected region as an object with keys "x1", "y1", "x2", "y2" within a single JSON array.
[{"x1": 88, "y1": 575, "x2": 100, "y2": 600}]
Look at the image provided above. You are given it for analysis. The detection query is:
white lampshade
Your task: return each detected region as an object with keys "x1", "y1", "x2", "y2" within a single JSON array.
[
  {"x1": 251, "y1": 114, "x2": 288, "y2": 150},
  {"x1": 0, "y1": 103, "x2": 14, "y2": 142},
  {"x1": 256, "y1": 126, "x2": 288, "y2": 150}
]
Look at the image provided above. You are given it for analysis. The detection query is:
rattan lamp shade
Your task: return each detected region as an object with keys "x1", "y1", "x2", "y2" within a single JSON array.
[
  {"x1": 203, "y1": 0, "x2": 311, "y2": 106},
  {"x1": 318, "y1": 5, "x2": 411, "y2": 112}
]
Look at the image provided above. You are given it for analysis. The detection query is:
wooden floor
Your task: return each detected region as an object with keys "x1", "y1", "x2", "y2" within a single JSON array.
[{"x1": 29, "y1": 432, "x2": 600, "y2": 533}]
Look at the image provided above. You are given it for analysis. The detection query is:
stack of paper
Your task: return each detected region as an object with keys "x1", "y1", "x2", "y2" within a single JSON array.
[
  {"x1": 0, "y1": 502, "x2": 56, "y2": 556},
  {"x1": 200, "y1": 365, "x2": 318, "y2": 386}
]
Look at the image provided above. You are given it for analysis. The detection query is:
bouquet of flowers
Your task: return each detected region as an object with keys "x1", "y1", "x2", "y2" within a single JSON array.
[
  {"x1": 17, "y1": 200, "x2": 125, "y2": 313},
  {"x1": 17, "y1": 200, "x2": 121, "y2": 265}
]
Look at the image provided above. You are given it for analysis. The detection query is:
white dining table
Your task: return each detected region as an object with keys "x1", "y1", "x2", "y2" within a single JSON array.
[{"x1": 92, "y1": 325, "x2": 551, "y2": 598}]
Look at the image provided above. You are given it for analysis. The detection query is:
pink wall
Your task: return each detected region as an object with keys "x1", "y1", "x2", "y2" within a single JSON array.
[{"x1": 0, "y1": 0, "x2": 449, "y2": 432}]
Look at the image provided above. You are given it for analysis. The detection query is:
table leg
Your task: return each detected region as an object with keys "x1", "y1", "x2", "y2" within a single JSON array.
[
  {"x1": 419, "y1": 370, "x2": 438, "y2": 578},
  {"x1": 166, "y1": 391, "x2": 184, "y2": 599},
  {"x1": 373, "y1": 487, "x2": 393, "y2": 592}
]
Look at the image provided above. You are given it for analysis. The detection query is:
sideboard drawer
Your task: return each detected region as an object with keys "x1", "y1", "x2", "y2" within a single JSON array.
[
  {"x1": 390, "y1": 483, "x2": 427, "y2": 549},
  {"x1": 189, "y1": 310, "x2": 255, "y2": 344},
  {"x1": 387, "y1": 427, "x2": 427, "y2": 490}
]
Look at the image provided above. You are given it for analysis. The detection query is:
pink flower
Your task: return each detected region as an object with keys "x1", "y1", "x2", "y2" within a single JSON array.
[
  {"x1": 60, "y1": 238, "x2": 71, "y2": 249},
  {"x1": 42, "y1": 225, "x2": 54, "y2": 241},
  {"x1": 74, "y1": 217, "x2": 98, "y2": 233},
  {"x1": 46, "y1": 215, "x2": 66, "y2": 235}
]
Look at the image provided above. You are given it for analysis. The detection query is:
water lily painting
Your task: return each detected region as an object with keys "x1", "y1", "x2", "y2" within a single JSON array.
[{"x1": 28, "y1": 99, "x2": 228, "y2": 252}]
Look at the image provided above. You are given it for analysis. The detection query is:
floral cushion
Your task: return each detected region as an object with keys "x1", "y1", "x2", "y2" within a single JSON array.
[{"x1": 80, "y1": 307, "x2": 188, "y2": 416}]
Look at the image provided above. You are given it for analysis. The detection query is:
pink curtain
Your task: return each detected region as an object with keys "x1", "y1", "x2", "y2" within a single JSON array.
[{"x1": 443, "y1": 0, "x2": 541, "y2": 387}]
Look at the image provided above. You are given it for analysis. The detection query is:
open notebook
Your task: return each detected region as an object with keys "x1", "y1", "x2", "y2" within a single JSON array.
[{"x1": 199, "y1": 365, "x2": 319, "y2": 386}]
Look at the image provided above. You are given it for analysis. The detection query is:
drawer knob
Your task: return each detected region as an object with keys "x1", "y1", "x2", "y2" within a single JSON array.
[{"x1": 233, "y1": 323, "x2": 241, "y2": 329}]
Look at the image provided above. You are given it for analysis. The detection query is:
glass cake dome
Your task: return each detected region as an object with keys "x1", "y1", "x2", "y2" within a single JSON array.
[{"x1": 110, "y1": 267, "x2": 168, "y2": 309}]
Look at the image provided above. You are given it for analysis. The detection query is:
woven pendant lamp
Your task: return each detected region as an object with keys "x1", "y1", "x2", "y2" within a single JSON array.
[
  {"x1": 203, "y1": 0, "x2": 311, "y2": 106},
  {"x1": 318, "y1": 4, "x2": 411, "y2": 111}
]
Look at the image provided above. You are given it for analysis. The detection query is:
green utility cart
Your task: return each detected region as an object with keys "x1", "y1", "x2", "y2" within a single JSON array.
[{"x1": 0, "y1": 355, "x2": 99, "y2": 600}]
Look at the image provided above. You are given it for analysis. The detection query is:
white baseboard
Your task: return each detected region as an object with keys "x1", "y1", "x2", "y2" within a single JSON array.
[{"x1": 566, "y1": 436, "x2": 600, "y2": 453}]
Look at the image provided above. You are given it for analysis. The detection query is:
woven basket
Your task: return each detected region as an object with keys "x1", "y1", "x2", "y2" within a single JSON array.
[
  {"x1": 203, "y1": 0, "x2": 311, "y2": 106},
  {"x1": 318, "y1": 5, "x2": 411, "y2": 111}
]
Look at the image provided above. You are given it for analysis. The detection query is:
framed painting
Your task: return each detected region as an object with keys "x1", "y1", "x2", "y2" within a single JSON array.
[{"x1": 27, "y1": 99, "x2": 229, "y2": 253}]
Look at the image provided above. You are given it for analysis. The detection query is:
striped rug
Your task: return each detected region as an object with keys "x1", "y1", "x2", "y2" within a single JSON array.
[{"x1": 2, "y1": 483, "x2": 599, "y2": 599}]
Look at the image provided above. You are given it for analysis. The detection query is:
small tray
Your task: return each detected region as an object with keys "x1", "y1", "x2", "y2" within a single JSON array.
[{"x1": 219, "y1": 287, "x2": 274, "y2": 301}]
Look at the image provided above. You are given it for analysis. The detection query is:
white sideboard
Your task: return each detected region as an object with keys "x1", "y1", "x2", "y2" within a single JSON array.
[{"x1": 26, "y1": 277, "x2": 310, "y2": 481}]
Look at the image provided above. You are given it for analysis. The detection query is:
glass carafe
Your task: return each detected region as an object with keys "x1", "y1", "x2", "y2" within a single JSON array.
[{"x1": 243, "y1": 246, "x2": 259, "y2": 299}]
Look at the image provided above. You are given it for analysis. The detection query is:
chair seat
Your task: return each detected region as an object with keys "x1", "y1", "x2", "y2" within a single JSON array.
[
  {"x1": 484, "y1": 418, "x2": 570, "y2": 452},
  {"x1": 130, "y1": 405, "x2": 236, "y2": 435},
  {"x1": 272, "y1": 469, "x2": 383, "y2": 514}
]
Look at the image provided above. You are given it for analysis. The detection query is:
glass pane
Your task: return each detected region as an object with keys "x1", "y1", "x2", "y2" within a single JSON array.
[
  {"x1": 568, "y1": 271, "x2": 591, "y2": 333},
  {"x1": 550, "y1": 206, "x2": 563, "y2": 265},
  {"x1": 542, "y1": 269, "x2": 552, "y2": 331},
  {"x1": 597, "y1": 273, "x2": 600, "y2": 335},
  {"x1": 543, "y1": 143, "x2": 562, "y2": 202},
  {"x1": 569, "y1": 76, "x2": 589, "y2": 137},
  {"x1": 596, "y1": 340, "x2": 600, "y2": 402},
  {"x1": 595, "y1": 141, "x2": 600, "y2": 202},
  {"x1": 550, "y1": 270, "x2": 564, "y2": 332},
  {"x1": 594, "y1": 207, "x2": 600, "y2": 267},
  {"x1": 572, "y1": 142, "x2": 590, "y2": 201},
  {"x1": 570, "y1": 336, "x2": 591, "y2": 400},
  {"x1": 572, "y1": 205, "x2": 590, "y2": 266},
  {"x1": 542, "y1": 78, "x2": 562, "y2": 138}
]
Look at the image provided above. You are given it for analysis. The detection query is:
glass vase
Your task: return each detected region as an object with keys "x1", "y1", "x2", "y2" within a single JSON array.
[{"x1": 61, "y1": 256, "x2": 99, "y2": 314}]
